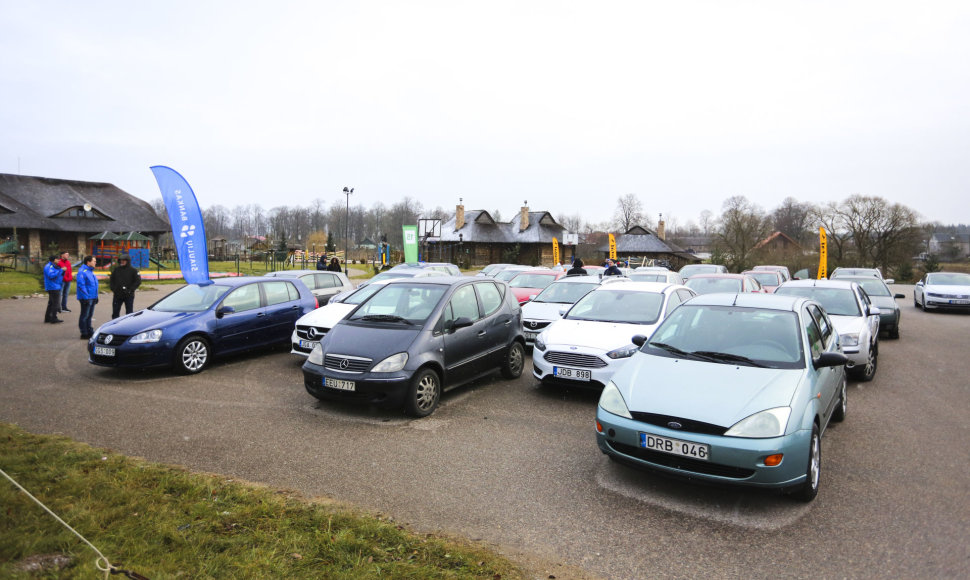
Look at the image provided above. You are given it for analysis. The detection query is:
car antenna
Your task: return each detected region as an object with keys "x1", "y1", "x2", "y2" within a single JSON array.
[{"x1": 732, "y1": 293, "x2": 739, "y2": 306}]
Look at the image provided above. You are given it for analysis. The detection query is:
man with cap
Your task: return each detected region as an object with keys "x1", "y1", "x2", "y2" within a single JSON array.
[
  {"x1": 43, "y1": 255, "x2": 65, "y2": 323},
  {"x1": 109, "y1": 254, "x2": 141, "y2": 319}
]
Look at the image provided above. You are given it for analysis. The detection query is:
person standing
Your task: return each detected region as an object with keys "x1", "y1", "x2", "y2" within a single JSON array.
[
  {"x1": 76, "y1": 255, "x2": 99, "y2": 339},
  {"x1": 566, "y1": 259, "x2": 588, "y2": 276},
  {"x1": 109, "y1": 254, "x2": 141, "y2": 319},
  {"x1": 43, "y1": 255, "x2": 64, "y2": 324},
  {"x1": 316, "y1": 255, "x2": 327, "y2": 270},
  {"x1": 603, "y1": 259, "x2": 622, "y2": 276},
  {"x1": 56, "y1": 251, "x2": 74, "y2": 312},
  {"x1": 327, "y1": 257, "x2": 341, "y2": 272}
]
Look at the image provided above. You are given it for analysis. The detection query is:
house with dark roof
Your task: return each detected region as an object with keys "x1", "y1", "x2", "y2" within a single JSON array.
[
  {"x1": 0, "y1": 173, "x2": 169, "y2": 263},
  {"x1": 597, "y1": 223, "x2": 700, "y2": 269},
  {"x1": 928, "y1": 232, "x2": 970, "y2": 261},
  {"x1": 753, "y1": 231, "x2": 803, "y2": 254},
  {"x1": 429, "y1": 203, "x2": 571, "y2": 266}
]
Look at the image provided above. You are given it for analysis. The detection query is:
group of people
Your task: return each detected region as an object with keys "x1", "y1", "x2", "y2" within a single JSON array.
[
  {"x1": 43, "y1": 252, "x2": 141, "y2": 339},
  {"x1": 559, "y1": 258, "x2": 625, "y2": 276},
  {"x1": 316, "y1": 256, "x2": 342, "y2": 272}
]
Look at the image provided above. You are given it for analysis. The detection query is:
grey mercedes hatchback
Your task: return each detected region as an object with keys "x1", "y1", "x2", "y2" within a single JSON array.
[{"x1": 302, "y1": 276, "x2": 525, "y2": 417}]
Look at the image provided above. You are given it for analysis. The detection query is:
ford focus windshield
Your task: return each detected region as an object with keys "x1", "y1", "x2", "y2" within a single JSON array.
[
  {"x1": 566, "y1": 290, "x2": 663, "y2": 324},
  {"x1": 152, "y1": 284, "x2": 231, "y2": 312}
]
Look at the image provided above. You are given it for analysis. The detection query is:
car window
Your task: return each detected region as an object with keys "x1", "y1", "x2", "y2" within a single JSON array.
[
  {"x1": 803, "y1": 308, "x2": 824, "y2": 359},
  {"x1": 677, "y1": 289, "x2": 694, "y2": 303},
  {"x1": 312, "y1": 274, "x2": 332, "y2": 288},
  {"x1": 448, "y1": 285, "x2": 481, "y2": 323},
  {"x1": 568, "y1": 289, "x2": 664, "y2": 325},
  {"x1": 152, "y1": 283, "x2": 231, "y2": 312},
  {"x1": 222, "y1": 284, "x2": 262, "y2": 312},
  {"x1": 262, "y1": 281, "x2": 295, "y2": 306},
  {"x1": 534, "y1": 281, "x2": 596, "y2": 303},
  {"x1": 476, "y1": 282, "x2": 503, "y2": 317},
  {"x1": 807, "y1": 304, "x2": 833, "y2": 346},
  {"x1": 665, "y1": 289, "x2": 682, "y2": 313},
  {"x1": 776, "y1": 287, "x2": 861, "y2": 316}
]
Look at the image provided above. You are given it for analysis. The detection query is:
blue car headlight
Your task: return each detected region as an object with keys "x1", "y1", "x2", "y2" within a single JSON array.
[
  {"x1": 598, "y1": 381, "x2": 632, "y2": 419},
  {"x1": 724, "y1": 407, "x2": 791, "y2": 438},
  {"x1": 606, "y1": 344, "x2": 638, "y2": 359},
  {"x1": 129, "y1": 329, "x2": 163, "y2": 344},
  {"x1": 372, "y1": 352, "x2": 408, "y2": 373}
]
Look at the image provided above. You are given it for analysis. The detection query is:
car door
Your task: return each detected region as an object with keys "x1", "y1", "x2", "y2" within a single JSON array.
[
  {"x1": 214, "y1": 282, "x2": 265, "y2": 353},
  {"x1": 439, "y1": 283, "x2": 486, "y2": 383},
  {"x1": 474, "y1": 281, "x2": 515, "y2": 370},
  {"x1": 806, "y1": 304, "x2": 841, "y2": 423},
  {"x1": 261, "y1": 280, "x2": 304, "y2": 343},
  {"x1": 857, "y1": 287, "x2": 880, "y2": 341}
]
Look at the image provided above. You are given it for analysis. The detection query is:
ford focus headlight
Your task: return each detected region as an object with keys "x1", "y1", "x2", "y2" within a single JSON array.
[
  {"x1": 725, "y1": 407, "x2": 791, "y2": 438},
  {"x1": 598, "y1": 381, "x2": 633, "y2": 419},
  {"x1": 308, "y1": 344, "x2": 324, "y2": 365},
  {"x1": 606, "y1": 344, "x2": 638, "y2": 359},
  {"x1": 372, "y1": 352, "x2": 408, "y2": 373},
  {"x1": 129, "y1": 329, "x2": 162, "y2": 344},
  {"x1": 535, "y1": 335, "x2": 546, "y2": 351}
]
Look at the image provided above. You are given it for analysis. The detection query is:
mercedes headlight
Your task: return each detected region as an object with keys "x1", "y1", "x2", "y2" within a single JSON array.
[
  {"x1": 372, "y1": 352, "x2": 408, "y2": 373},
  {"x1": 598, "y1": 381, "x2": 633, "y2": 419},
  {"x1": 724, "y1": 407, "x2": 791, "y2": 438},
  {"x1": 307, "y1": 344, "x2": 324, "y2": 365},
  {"x1": 129, "y1": 329, "x2": 163, "y2": 344}
]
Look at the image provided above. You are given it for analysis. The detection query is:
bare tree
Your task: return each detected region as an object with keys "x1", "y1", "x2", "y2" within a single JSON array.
[
  {"x1": 612, "y1": 194, "x2": 644, "y2": 232},
  {"x1": 716, "y1": 195, "x2": 771, "y2": 271},
  {"x1": 834, "y1": 195, "x2": 922, "y2": 272},
  {"x1": 772, "y1": 197, "x2": 814, "y2": 245},
  {"x1": 698, "y1": 210, "x2": 714, "y2": 236},
  {"x1": 557, "y1": 213, "x2": 583, "y2": 233}
]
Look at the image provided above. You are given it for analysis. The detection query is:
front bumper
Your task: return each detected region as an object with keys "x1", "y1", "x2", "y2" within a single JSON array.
[
  {"x1": 302, "y1": 361, "x2": 411, "y2": 408},
  {"x1": 87, "y1": 338, "x2": 178, "y2": 369},
  {"x1": 595, "y1": 408, "x2": 812, "y2": 489},
  {"x1": 532, "y1": 346, "x2": 628, "y2": 389}
]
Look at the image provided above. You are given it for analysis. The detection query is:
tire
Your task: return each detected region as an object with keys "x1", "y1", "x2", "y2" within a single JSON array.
[
  {"x1": 791, "y1": 425, "x2": 821, "y2": 502},
  {"x1": 832, "y1": 376, "x2": 847, "y2": 422},
  {"x1": 174, "y1": 336, "x2": 210, "y2": 374},
  {"x1": 850, "y1": 340, "x2": 877, "y2": 382},
  {"x1": 501, "y1": 341, "x2": 525, "y2": 379},
  {"x1": 404, "y1": 369, "x2": 441, "y2": 417}
]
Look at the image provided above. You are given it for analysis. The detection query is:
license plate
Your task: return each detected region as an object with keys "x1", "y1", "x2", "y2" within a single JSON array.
[
  {"x1": 524, "y1": 331, "x2": 538, "y2": 341},
  {"x1": 325, "y1": 377, "x2": 355, "y2": 391},
  {"x1": 299, "y1": 339, "x2": 319, "y2": 349},
  {"x1": 950, "y1": 299, "x2": 970, "y2": 304},
  {"x1": 640, "y1": 433, "x2": 709, "y2": 461},
  {"x1": 553, "y1": 366, "x2": 591, "y2": 381},
  {"x1": 94, "y1": 346, "x2": 115, "y2": 357}
]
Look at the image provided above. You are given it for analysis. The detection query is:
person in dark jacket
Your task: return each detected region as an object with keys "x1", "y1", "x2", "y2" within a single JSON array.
[
  {"x1": 566, "y1": 259, "x2": 588, "y2": 276},
  {"x1": 603, "y1": 259, "x2": 622, "y2": 276},
  {"x1": 327, "y1": 257, "x2": 342, "y2": 272},
  {"x1": 43, "y1": 255, "x2": 65, "y2": 323},
  {"x1": 109, "y1": 254, "x2": 141, "y2": 319},
  {"x1": 316, "y1": 255, "x2": 327, "y2": 270},
  {"x1": 76, "y1": 255, "x2": 99, "y2": 339}
]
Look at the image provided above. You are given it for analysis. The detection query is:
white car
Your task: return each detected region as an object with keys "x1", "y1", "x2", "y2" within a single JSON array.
[
  {"x1": 628, "y1": 270, "x2": 685, "y2": 284},
  {"x1": 263, "y1": 269, "x2": 353, "y2": 303},
  {"x1": 532, "y1": 282, "x2": 696, "y2": 389},
  {"x1": 913, "y1": 271, "x2": 970, "y2": 311},
  {"x1": 775, "y1": 279, "x2": 880, "y2": 381},
  {"x1": 520, "y1": 275, "x2": 629, "y2": 347},
  {"x1": 290, "y1": 280, "x2": 394, "y2": 357}
]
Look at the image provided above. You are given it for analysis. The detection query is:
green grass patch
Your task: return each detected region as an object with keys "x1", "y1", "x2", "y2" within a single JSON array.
[
  {"x1": 0, "y1": 271, "x2": 44, "y2": 299},
  {"x1": 0, "y1": 423, "x2": 523, "y2": 579}
]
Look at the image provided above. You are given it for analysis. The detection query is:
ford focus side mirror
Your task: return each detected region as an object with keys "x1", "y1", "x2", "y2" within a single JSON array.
[{"x1": 815, "y1": 351, "x2": 848, "y2": 368}]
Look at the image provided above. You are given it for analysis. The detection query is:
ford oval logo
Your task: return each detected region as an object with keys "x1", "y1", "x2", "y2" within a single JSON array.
[
  {"x1": 667, "y1": 421, "x2": 683, "y2": 429},
  {"x1": 339, "y1": 358, "x2": 350, "y2": 370}
]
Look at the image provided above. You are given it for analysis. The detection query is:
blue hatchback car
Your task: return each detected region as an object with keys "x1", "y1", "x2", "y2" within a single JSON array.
[
  {"x1": 88, "y1": 276, "x2": 317, "y2": 374},
  {"x1": 596, "y1": 293, "x2": 848, "y2": 501}
]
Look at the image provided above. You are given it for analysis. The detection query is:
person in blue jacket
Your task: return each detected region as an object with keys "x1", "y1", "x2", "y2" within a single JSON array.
[
  {"x1": 43, "y1": 255, "x2": 65, "y2": 324},
  {"x1": 76, "y1": 255, "x2": 99, "y2": 339}
]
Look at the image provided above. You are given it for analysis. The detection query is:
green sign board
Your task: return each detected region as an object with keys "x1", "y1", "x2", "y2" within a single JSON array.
[{"x1": 402, "y1": 225, "x2": 419, "y2": 263}]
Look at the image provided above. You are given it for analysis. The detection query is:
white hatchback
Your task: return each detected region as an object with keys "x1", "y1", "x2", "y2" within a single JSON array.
[
  {"x1": 532, "y1": 282, "x2": 696, "y2": 389},
  {"x1": 290, "y1": 280, "x2": 394, "y2": 357},
  {"x1": 520, "y1": 275, "x2": 629, "y2": 346}
]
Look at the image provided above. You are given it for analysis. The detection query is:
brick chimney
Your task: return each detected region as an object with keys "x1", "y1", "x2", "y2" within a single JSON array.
[
  {"x1": 657, "y1": 217, "x2": 666, "y2": 241},
  {"x1": 455, "y1": 200, "x2": 465, "y2": 231},
  {"x1": 520, "y1": 201, "x2": 529, "y2": 231}
]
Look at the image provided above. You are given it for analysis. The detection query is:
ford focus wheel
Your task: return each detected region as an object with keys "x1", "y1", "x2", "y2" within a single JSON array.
[{"x1": 792, "y1": 425, "x2": 821, "y2": 502}]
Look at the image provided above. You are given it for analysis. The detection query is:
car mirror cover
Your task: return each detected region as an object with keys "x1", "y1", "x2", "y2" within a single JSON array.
[{"x1": 815, "y1": 351, "x2": 848, "y2": 368}]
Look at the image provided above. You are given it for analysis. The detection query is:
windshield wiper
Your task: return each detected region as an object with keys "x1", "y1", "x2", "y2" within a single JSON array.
[
  {"x1": 650, "y1": 342, "x2": 715, "y2": 362},
  {"x1": 357, "y1": 314, "x2": 414, "y2": 325},
  {"x1": 691, "y1": 351, "x2": 767, "y2": 367}
]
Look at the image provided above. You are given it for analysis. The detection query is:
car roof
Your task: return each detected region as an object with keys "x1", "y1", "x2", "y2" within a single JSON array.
[
  {"x1": 686, "y1": 273, "x2": 748, "y2": 279},
  {"x1": 208, "y1": 276, "x2": 286, "y2": 287},
  {"x1": 685, "y1": 292, "x2": 807, "y2": 312},
  {"x1": 383, "y1": 276, "x2": 484, "y2": 287},
  {"x1": 780, "y1": 279, "x2": 857, "y2": 290},
  {"x1": 264, "y1": 269, "x2": 328, "y2": 277},
  {"x1": 593, "y1": 281, "x2": 682, "y2": 293}
]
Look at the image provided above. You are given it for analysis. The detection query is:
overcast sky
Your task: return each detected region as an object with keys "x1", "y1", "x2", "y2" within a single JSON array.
[{"x1": 3, "y1": 1, "x2": 969, "y2": 229}]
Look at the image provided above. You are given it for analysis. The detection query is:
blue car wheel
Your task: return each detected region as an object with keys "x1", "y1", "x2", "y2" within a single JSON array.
[{"x1": 175, "y1": 336, "x2": 210, "y2": 375}]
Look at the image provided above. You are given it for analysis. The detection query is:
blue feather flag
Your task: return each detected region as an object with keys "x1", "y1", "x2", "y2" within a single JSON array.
[{"x1": 150, "y1": 166, "x2": 211, "y2": 285}]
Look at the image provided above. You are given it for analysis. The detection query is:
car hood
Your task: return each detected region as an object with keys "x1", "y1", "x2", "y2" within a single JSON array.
[
  {"x1": 521, "y1": 301, "x2": 569, "y2": 322},
  {"x1": 511, "y1": 287, "x2": 542, "y2": 302},
  {"x1": 925, "y1": 283, "x2": 970, "y2": 296},
  {"x1": 615, "y1": 355, "x2": 801, "y2": 428},
  {"x1": 542, "y1": 319, "x2": 658, "y2": 350},
  {"x1": 296, "y1": 303, "x2": 356, "y2": 328},
  {"x1": 98, "y1": 308, "x2": 198, "y2": 334},
  {"x1": 829, "y1": 314, "x2": 868, "y2": 336},
  {"x1": 322, "y1": 321, "x2": 421, "y2": 359}
]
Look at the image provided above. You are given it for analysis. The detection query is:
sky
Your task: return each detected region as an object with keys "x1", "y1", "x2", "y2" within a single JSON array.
[{"x1": 2, "y1": 1, "x2": 969, "y2": 229}]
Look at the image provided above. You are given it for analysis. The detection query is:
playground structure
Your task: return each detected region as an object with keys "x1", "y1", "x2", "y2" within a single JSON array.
[{"x1": 88, "y1": 231, "x2": 154, "y2": 269}]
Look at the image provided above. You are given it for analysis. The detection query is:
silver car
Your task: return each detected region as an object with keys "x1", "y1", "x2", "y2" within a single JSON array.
[{"x1": 263, "y1": 270, "x2": 353, "y2": 304}]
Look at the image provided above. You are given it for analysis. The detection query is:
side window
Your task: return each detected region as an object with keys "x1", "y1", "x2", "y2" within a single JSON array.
[
  {"x1": 263, "y1": 281, "x2": 294, "y2": 306},
  {"x1": 808, "y1": 305, "x2": 833, "y2": 346},
  {"x1": 317, "y1": 274, "x2": 338, "y2": 289},
  {"x1": 858, "y1": 288, "x2": 871, "y2": 312},
  {"x1": 677, "y1": 289, "x2": 694, "y2": 303},
  {"x1": 803, "y1": 309, "x2": 824, "y2": 359},
  {"x1": 476, "y1": 282, "x2": 503, "y2": 317},
  {"x1": 448, "y1": 285, "x2": 481, "y2": 323},
  {"x1": 299, "y1": 275, "x2": 319, "y2": 290},
  {"x1": 222, "y1": 284, "x2": 262, "y2": 312},
  {"x1": 665, "y1": 290, "x2": 682, "y2": 313}
]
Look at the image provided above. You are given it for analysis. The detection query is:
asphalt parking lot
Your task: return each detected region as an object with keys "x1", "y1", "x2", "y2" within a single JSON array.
[{"x1": 2, "y1": 284, "x2": 968, "y2": 579}]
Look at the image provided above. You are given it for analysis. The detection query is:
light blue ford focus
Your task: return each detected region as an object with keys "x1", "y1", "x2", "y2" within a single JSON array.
[{"x1": 595, "y1": 293, "x2": 848, "y2": 501}]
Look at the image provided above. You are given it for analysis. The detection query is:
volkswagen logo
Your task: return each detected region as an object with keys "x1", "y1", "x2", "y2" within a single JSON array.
[
  {"x1": 307, "y1": 327, "x2": 318, "y2": 340},
  {"x1": 667, "y1": 421, "x2": 683, "y2": 429},
  {"x1": 338, "y1": 358, "x2": 350, "y2": 370},
  {"x1": 104, "y1": 334, "x2": 113, "y2": 345}
]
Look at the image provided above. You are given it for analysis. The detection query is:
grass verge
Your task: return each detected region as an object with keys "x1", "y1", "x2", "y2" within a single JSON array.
[
  {"x1": 0, "y1": 271, "x2": 44, "y2": 299},
  {"x1": 0, "y1": 423, "x2": 523, "y2": 579}
]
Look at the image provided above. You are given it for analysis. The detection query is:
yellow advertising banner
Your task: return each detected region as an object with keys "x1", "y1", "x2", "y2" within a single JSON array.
[
  {"x1": 552, "y1": 237, "x2": 560, "y2": 266},
  {"x1": 818, "y1": 227, "x2": 828, "y2": 279},
  {"x1": 608, "y1": 233, "x2": 617, "y2": 260}
]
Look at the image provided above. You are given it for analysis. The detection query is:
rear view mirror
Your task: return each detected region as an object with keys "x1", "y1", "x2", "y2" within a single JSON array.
[
  {"x1": 632, "y1": 334, "x2": 648, "y2": 347},
  {"x1": 885, "y1": 278, "x2": 895, "y2": 284},
  {"x1": 815, "y1": 351, "x2": 848, "y2": 368},
  {"x1": 869, "y1": 306, "x2": 881, "y2": 316},
  {"x1": 451, "y1": 316, "x2": 474, "y2": 330},
  {"x1": 216, "y1": 305, "x2": 235, "y2": 318}
]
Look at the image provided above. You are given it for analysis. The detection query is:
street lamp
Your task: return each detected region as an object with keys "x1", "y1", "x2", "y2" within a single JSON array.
[{"x1": 342, "y1": 187, "x2": 354, "y2": 275}]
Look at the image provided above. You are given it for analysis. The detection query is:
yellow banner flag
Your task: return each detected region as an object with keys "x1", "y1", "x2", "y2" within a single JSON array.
[
  {"x1": 552, "y1": 237, "x2": 560, "y2": 266},
  {"x1": 818, "y1": 227, "x2": 828, "y2": 279},
  {"x1": 608, "y1": 233, "x2": 617, "y2": 260}
]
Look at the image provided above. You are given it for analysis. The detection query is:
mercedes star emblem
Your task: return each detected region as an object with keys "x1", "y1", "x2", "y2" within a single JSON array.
[{"x1": 339, "y1": 358, "x2": 350, "y2": 370}]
